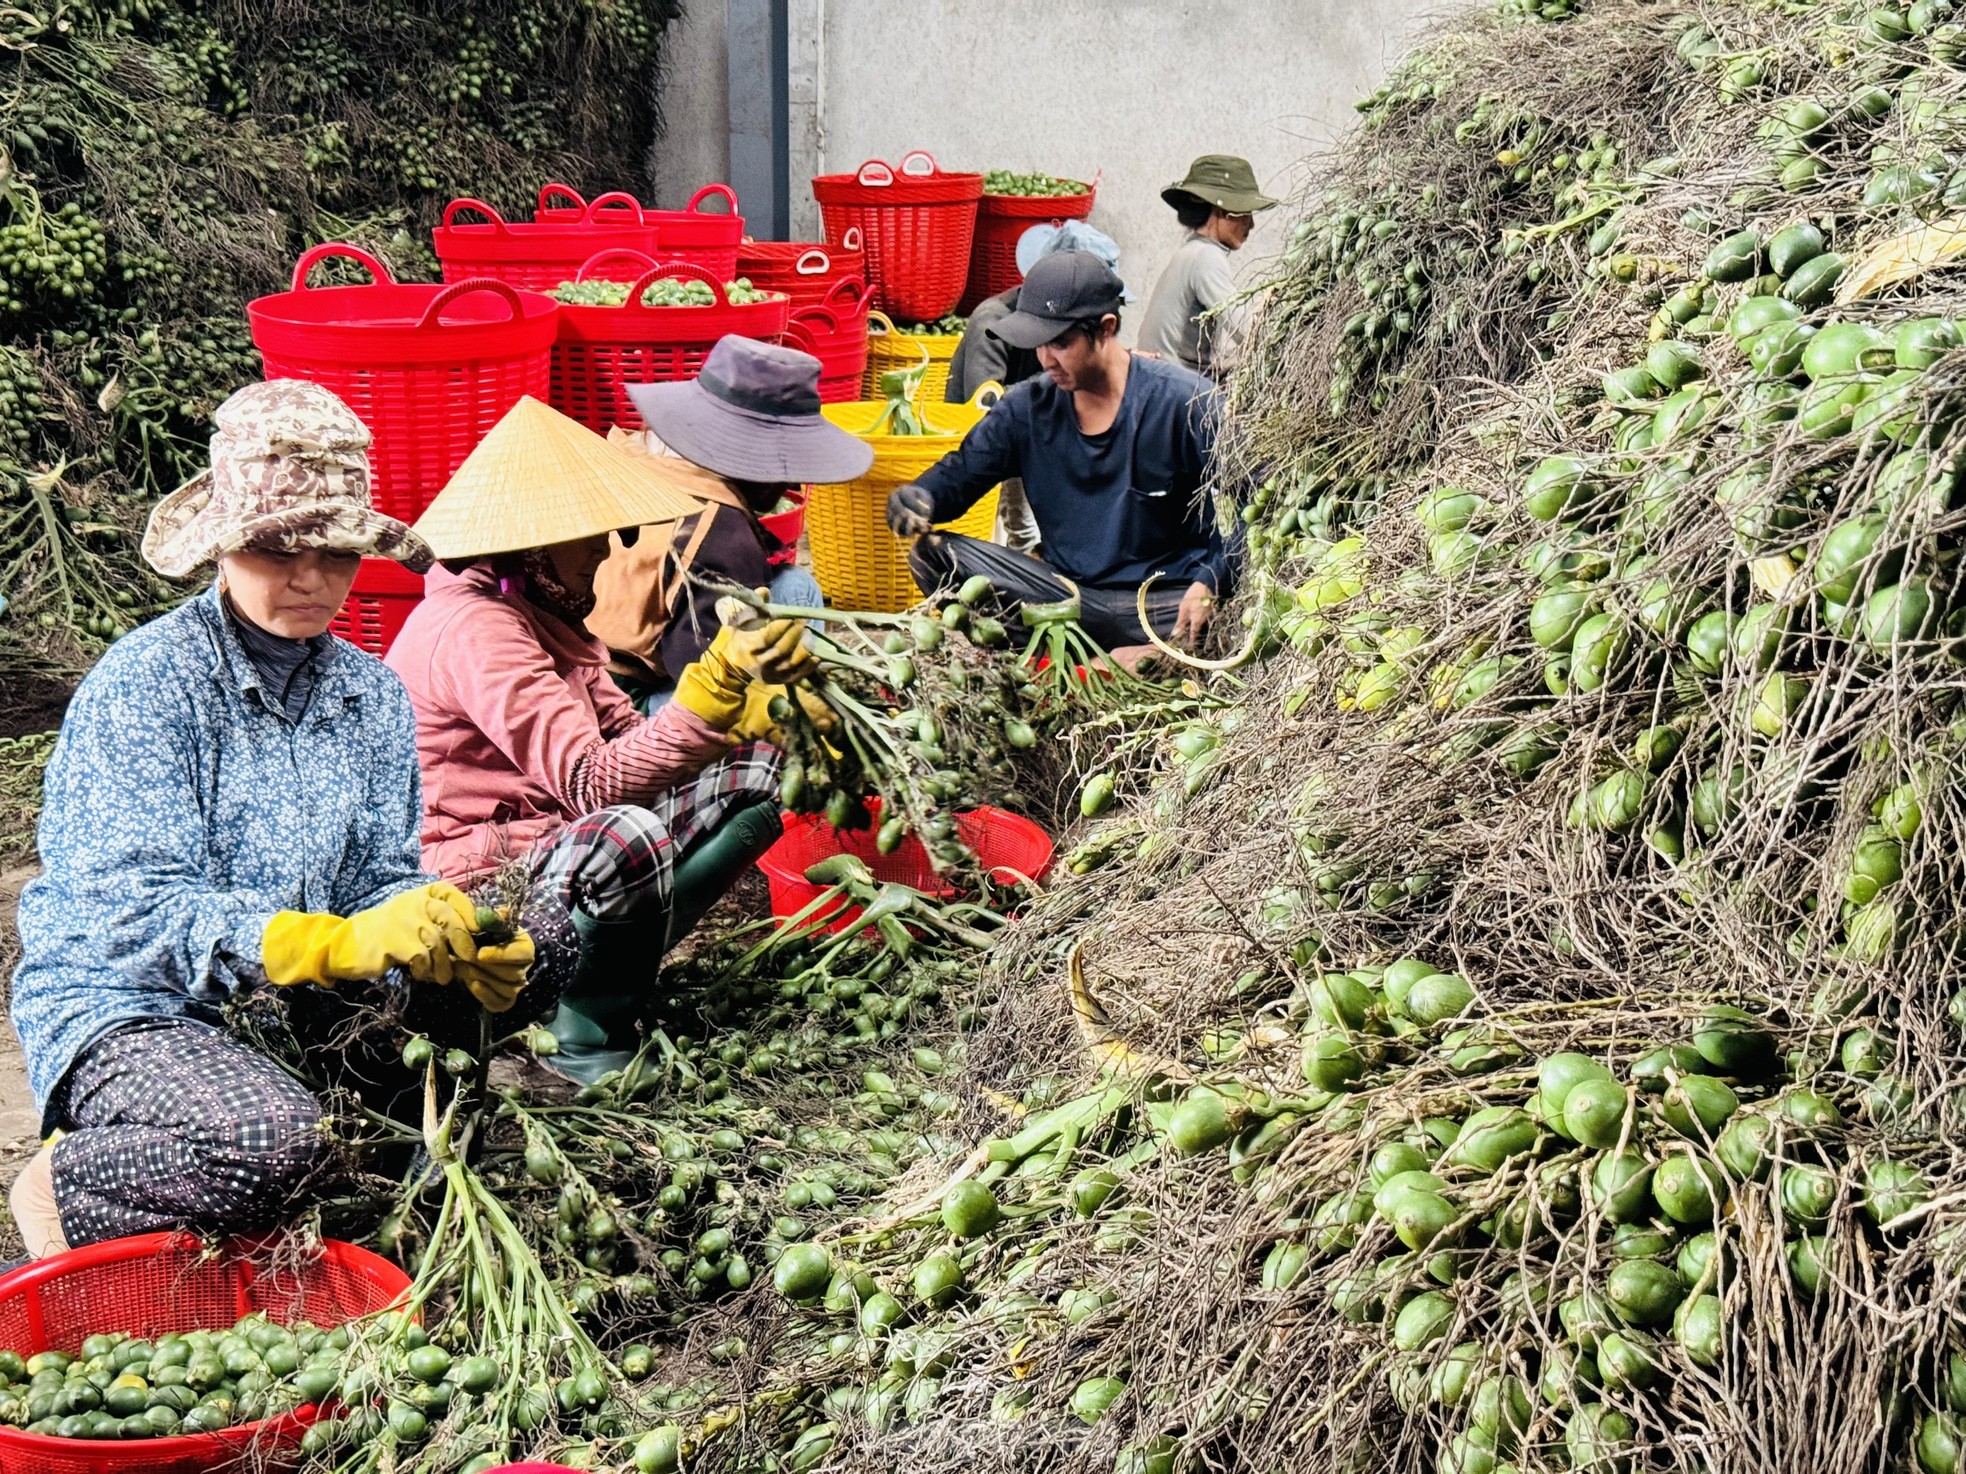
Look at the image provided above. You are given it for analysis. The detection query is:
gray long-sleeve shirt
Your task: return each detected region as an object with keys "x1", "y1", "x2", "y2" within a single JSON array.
[{"x1": 1137, "y1": 233, "x2": 1246, "y2": 379}]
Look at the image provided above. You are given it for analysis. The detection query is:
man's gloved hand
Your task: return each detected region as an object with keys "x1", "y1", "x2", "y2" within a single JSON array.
[
  {"x1": 453, "y1": 930, "x2": 535, "y2": 1013},
  {"x1": 885, "y1": 484, "x2": 935, "y2": 537},
  {"x1": 730, "y1": 682, "x2": 838, "y2": 744},
  {"x1": 674, "y1": 608, "x2": 818, "y2": 731},
  {"x1": 263, "y1": 883, "x2": 481, "y2": 988}
]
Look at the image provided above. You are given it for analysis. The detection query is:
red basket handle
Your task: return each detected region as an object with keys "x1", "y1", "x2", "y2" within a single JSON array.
[
  {"x1": 823, "y1": 275, "x2": 868, "y2": 311},
  {"x1": 785, "y1": 305, "x2": 840, "y2": 345},
  {"x1": 841, "y1": 226, "x2": 863, "y2": 251},
  {"x1": 855, "y1": 159, "x2": 895, "y2": 187},
  {"x1": 899, "y1": 150, "x2": 941, "y2": 178},
  {"x1": 289, "y1": 243, "x2": 395, "y2": 291},
  {"x1": 415, "y1": 278, "x2": 526, "y2": 329},
  {"x1": 537, "y1": 181, "x2": 586, "y2": 213},
  {"x1": 442, "y1": 197, "x2": 509, "y2": 230},
  {"x1": 586, "y1": 190, "x2": 647, "y2": 223},
  {"x1": 685, "y1": 183, "x2": 739, "y2": 216},
  {"x1": 794, "y1": 248, "x2": 831, "y2": 276},
  {"x1": 575, "y1": 247, "x2": 661, "y2": 282},
  {"x1": 624, "y1": 260, "x2": 729, "y2": 311}
]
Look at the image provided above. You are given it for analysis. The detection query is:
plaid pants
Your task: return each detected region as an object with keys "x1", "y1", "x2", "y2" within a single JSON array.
[
  {"x1": 51, "y1": 1018, "x2": 332, "y2": 1247},
  {"x1": 516, "y1": 742, "x2": 780, "y2": 1007}
]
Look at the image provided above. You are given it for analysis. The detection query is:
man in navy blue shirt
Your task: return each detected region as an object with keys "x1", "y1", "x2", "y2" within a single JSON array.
[{"x1": 886, "y1": 252, "x2": 1234, "y2": 651}]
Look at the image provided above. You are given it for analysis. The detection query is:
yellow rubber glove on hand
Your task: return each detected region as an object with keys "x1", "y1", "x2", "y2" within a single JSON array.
[
  {"x1": 674, "y1": 616, "x2": 818, "y2": 731},
  {"x1": 730, "y1": 682, "x2": 838, "y2": 744},
  {"x1": 263, "y1": 883, "x2": 482, "y2": 989},
  {"x1": 453, "y1": 930, "x2": 535, "y2": 1013}
]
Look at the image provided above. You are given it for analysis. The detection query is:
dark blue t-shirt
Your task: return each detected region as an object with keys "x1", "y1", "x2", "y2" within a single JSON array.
[{"x1": 915, "y1": 355, "x2": 1235, "y2": 592}]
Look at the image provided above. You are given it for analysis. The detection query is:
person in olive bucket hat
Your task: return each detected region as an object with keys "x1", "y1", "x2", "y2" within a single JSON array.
[
  {"x1": 1138, "y1": 154, "x2": 1279, "y2": 379},
  {"x1": 8, "y1": 379, "x2": 535, "y2": 1259}
]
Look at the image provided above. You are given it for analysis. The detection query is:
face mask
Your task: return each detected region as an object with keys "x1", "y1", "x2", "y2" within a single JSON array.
[{"x1": 518, "y1": 546, "x2": 597, "y2": 625}]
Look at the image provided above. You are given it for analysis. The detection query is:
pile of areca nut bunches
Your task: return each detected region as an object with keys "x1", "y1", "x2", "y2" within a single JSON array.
[{"x1": 1250, "y1": 946, "x2": 1945, "y2": 1474}]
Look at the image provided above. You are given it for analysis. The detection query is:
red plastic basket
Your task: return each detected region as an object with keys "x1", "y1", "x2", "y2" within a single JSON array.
[
  {"x1": 0, "y1": 1233, "x2": 410, "y2": 1474},
  {"x1": 646, "y1": 184, "x2": 745, "y2": 285},
  {"x1": 248, "y1": 244, "x2": 560, "y2": 522},
  {"x1": 328, "y1": 557, "x2": 425, "y2": 656},
  {"x1": 539, "y1": 184, "x2": 747, "y2": 284},
  {"x1": 812, "y1": 151, "x2": 983, "y2": 322},
  {"x1": 736, "y1": 227, "x2": 866, "y2": 308},
  {"x1": 960, "y1": 179, "x2": 1097, "y2": 313},
  {"x1": 782, "y1": 291, "x2": 872, "y2": 405},
  {"x1": 548, "y1": 254, "x2": 791, "y2": 433},
  {"x1": 434, "y1": 190, "x2": 660, "y2": 292},
  {"x1": 759, "y1": 804, "x2": 1054, "y2": 931},
  {"x1": 758, "y1": 490, "x2": 805, "y2": 566}
]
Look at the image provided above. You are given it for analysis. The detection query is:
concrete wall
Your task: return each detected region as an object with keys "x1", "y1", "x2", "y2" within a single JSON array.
[
  {"x1": 649, "y1": 1, "x2": 731, "y2": 211},
  {"x1": 650, "y1": 0, "x2": 1442, "y2": 325}
]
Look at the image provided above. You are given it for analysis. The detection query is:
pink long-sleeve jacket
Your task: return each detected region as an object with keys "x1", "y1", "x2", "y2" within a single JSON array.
[{"x1": 385, "y1": 564, "x2": 732, "y2": 882}]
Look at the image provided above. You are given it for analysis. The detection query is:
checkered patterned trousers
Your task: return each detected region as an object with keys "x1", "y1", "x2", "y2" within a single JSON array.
[
  {"x1": 514, "y1": 742, "x2": 780, "y2": 1008},
  {"x1": 51, "y1": 1018, "x2": 332, "y2": 1246}
]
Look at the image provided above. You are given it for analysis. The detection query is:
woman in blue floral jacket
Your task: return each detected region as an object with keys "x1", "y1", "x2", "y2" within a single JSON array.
[{"x1": 8, "y1": 380, "x2": 533, "y2": 1256}]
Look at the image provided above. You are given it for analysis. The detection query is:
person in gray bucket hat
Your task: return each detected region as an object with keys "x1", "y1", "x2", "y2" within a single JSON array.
[{"x1": 589, "y1": 335, "x2": 873, "y2": 704}]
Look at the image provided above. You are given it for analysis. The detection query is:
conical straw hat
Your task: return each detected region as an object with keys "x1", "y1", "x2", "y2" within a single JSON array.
[{"x1": 413, "y1": 397, "x2": 703, "y2": 560}]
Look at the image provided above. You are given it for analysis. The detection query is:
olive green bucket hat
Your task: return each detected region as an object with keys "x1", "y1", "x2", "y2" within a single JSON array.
[{"x1": 1161, "y1": 154, "x2": 1279, "y2": 215}]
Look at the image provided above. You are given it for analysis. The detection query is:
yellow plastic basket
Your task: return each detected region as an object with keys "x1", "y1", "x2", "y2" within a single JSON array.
[
  {"x1": 807, "y1": 386, "x2": 1001, "y2": 612},
  {"x1": 861, "y1": 311, "x2": 963, "y2": 404}
]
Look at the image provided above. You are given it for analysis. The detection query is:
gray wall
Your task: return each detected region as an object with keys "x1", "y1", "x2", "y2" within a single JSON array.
[
  {"x1": 650, "y1": 3, "x2": 731, "y2": 212},
  {"x1": 653, "y1": 1, "x2": 1440, "y2": 330}
]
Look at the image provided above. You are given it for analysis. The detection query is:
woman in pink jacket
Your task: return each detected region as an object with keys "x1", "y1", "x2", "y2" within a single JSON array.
[{"x1": 386, "y1": 397, "x2": 819, "y2": 1082}]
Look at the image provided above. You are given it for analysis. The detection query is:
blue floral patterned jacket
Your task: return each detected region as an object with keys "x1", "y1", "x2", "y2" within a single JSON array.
[{"x1": 11, "y1": 585, "x2": 431, "y2": 1125}]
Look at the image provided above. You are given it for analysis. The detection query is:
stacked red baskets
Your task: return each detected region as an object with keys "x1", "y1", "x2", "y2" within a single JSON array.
[
  {"x1": 737, "y1": 229, "x2": 871, "y2": 402},
  {"x1": 536, "y1": 183, "x2": 747, "y2": 284},
  {"x1": 811, "y1": 152, "x2": 983, "y2": 322},
  {"x1": 548, "y1": 253, "x2": 790, "y2": 434},
  {"x1": 735, "y1": 228, "x2": 866, "y2": 305},
  {"x1": 247, "y1": 243, "x2": 560, "y2": 655},
  {"x1": 431, "y1": 192, "x2": 659, "y2": 291},
  {"x1": 779, "y1": 279, "x2": 874, "y2": 404},
  {"x1": 960, "y1": 176, "x2": 1098, "y2": 313}
]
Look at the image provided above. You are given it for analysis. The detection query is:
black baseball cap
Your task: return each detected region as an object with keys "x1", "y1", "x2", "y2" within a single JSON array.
[{"x1": 990, "y1": 252, "x2": 1127, "y2": 351}]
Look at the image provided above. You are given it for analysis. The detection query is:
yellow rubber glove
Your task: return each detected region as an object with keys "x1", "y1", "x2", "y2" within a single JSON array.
[
  {"x1": 730, "y1": 682, "x2": 838, "y2": 744},
  {"x1": 453, "y1": 931, "x2": 535, "y2": 1013},
  {"x1": 674, "y1": 618, "x2": 818, "y2": 731},
  {"x1": 262, "y1": 883, "x2": 481, "y2": 988}
]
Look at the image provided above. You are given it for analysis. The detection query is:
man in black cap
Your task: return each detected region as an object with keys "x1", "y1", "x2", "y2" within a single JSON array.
[
  {"x1": 1138, "y1": 154, "x2": 1279, "y2": 379},
  {"x1": 886, "y1": 251, "x2": 1234, "y2": 653}
]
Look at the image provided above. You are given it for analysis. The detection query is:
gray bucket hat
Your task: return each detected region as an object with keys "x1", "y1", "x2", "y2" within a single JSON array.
[
  {"x1": 627, "y1": 337, "x2": 875, "y2": 485},
  {"x1": 142, "y1": 379, "x2": 432, "y2": 578}
]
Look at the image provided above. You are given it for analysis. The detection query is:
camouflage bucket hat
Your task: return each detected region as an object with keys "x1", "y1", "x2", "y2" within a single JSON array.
[{"x1": 141, "y1": 379, "x2": 433, "y2": 579}]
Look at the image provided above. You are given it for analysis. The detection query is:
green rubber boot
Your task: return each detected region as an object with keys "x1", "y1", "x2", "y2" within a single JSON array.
[
  {"x1": 667, "y1": 798, "x2": 784, "y2": 944},
  {"x1": 543, "y1": 909, "x2": 665, "y2": 1086},
  {"x1": 543, "y1": 799, "x2": 782, "y2": 1085}
]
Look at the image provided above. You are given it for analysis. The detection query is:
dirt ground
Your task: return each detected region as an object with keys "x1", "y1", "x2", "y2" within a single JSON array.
[{"x1": 0, "y1": 867, "x2": 42, "y2": 1257}]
